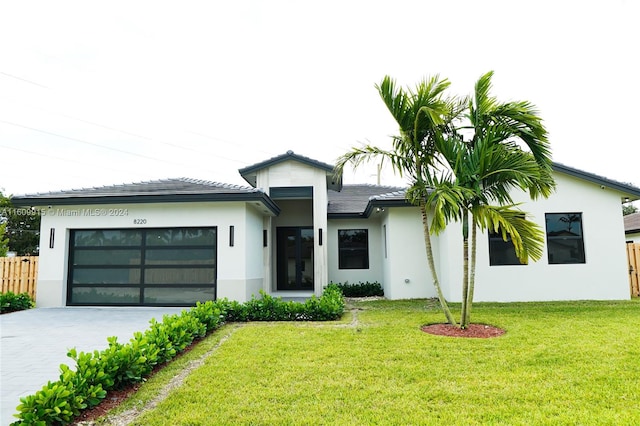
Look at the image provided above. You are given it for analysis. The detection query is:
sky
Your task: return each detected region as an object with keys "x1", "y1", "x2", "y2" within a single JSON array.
[{"x1": 1, "y1": 0, "x2": 639, "y2": 204}]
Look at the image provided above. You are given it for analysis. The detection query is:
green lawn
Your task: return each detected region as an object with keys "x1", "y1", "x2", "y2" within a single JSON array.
[{"x1": 108, "y1": 299, "x2": 639, "y2": 425}]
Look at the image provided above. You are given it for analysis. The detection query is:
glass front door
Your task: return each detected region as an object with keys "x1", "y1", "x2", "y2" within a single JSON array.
[{"x1": 276, "y1": 227, "x2": 314, "y2": 290}]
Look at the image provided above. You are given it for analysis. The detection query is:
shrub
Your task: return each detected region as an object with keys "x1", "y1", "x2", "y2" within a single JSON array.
[
  {"x1": 332, "y1": 281, "x2": 384, "y2": 297},
  {"x1": 0, "y1": 292, "x2": 34, "y2": 314},
  {"x1": 11, "y1": 286, "x2": 344, "y2": 425}
]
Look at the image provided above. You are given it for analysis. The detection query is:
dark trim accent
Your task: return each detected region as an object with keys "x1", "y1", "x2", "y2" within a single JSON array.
[
  {"x1": 11, "y1": 192, "x2": 282, "y2": 215},
  {"x1": 263, "y1": 230, "x2": 268, "y2": 247},
  {"x1": 319, "y1": 228, "x2": 323, "y2": 246},
  {"x1": 229, "y1": 226, "x2": 234, "y2": 247},
  {"x1": 49, "y1": 228, "x2": 55, "y2": 249},
  {"x1": 270, "y1": 186, "x2": 313, "y2": 199}
]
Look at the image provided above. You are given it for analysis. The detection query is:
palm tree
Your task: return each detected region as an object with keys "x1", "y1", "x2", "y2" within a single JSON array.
[
  {"x1": 335, "y1": 75, "x2": 462, "y2": 325},
  {"x1": 428, "y1": 72, "x2": 555, "y2": 328}
]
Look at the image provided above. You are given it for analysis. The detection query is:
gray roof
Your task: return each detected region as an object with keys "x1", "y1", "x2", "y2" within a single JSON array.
[
  {"x1": 11, "y1": 154, "x2": 640, "y2": 220},
  {"x1": 11, "y1": 178, "x2": 281, "y2": 215},
  {"x1": 328, "y1": 184, "x2": 408, "y2": 217},
  {"x1": 624, "y1": 212, "x2": 640, "y2": 234}
]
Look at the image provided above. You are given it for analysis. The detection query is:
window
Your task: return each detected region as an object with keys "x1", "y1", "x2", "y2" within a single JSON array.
[
  {"x1": 338, "y1": 229, "x2": 369, "y2": 269},
  {"x1": 488, "y1": 230, "x2": 526, "y2": 266},
  {"x1": 545, "y1": 213, "x2": 585, "y2": 264}
]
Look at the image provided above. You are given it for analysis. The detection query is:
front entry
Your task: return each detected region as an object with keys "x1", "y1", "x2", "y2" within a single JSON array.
[{"x1": 276, "y1": 227, "x2": 314, "y2": 290}]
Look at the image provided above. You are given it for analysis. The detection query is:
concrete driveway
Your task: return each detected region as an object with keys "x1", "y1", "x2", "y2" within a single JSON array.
[{"x1": 0, "y1": 307, "x2": 184, "y2": 425}]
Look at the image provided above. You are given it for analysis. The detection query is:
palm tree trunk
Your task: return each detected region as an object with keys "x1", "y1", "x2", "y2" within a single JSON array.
[
  {"x1": 420, "y1": 201, "x2": 456, "y2": 326},
  {"x1": 460, "y1": 211, "x2": 470, "y2": 329},
  {"x1": 464, "y1": 219, "x2": 478, "y2": 327}
]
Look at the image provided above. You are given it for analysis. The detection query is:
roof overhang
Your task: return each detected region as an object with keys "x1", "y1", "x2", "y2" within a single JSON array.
[
  {"x1": 11, "y1": 192, "x2": 281, "y2": 216},
  {"x1": 553, "y1": 163, "x2": 640, "y2": 202}
]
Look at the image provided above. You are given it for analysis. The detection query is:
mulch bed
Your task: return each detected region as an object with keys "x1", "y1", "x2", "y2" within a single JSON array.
[
  {"x1": 421, "y1": 323, "x2": 505, "y2": 338},
  {"x1": 71, "y1": 340, "x2": 200, "y2": 425}
]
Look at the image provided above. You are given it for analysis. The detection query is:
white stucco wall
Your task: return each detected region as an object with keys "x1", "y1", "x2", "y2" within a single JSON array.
[
  {"x1": 626, "y1": 232, "x2": 640, "y2": 243},
  {"x1": 257, "y1": 161, "x2": 329, "y2": 296},
  {"x1": 35, "y1": 201, "x2": 264, "y2": 307},
  {"x1": 384, "y1": 208, "x2": 438, "y2": 300},
  {"x1": 437, "y1": 172, "x2": 631, "y2": 302}
]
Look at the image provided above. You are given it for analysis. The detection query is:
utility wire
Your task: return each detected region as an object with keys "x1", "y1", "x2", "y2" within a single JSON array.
[{"x1": 0, "y1": 72, "x2": 49, "y2": 89}]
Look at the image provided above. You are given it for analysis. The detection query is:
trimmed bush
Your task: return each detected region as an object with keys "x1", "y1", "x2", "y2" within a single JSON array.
[
  {"x1": 1, "y1": 292, "x2": 34, "y2": 314},
  {"x1": 332, "y1": 281, "x2": 384, "y2": 297},
  {"x1": 11, "y1": 286, "x2": 344, "y2": 425}
]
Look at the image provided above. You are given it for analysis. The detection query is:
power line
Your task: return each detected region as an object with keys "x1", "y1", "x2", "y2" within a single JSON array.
[
  {"x1": 3, "y1": 99, "x2": 256, "y2": 166},
  {"x1": 0, "y1": 119, "x2": 204, "y2": 170},
  {"x1": 0, "y1": 72, "x2": 49, "y2": 89},
  {"x1": 0, "y1": 144, "x2": 154, "y2": 181}
]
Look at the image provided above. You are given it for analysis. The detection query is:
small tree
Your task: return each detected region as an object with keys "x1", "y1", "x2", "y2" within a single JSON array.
[
  {"x1": 336, "y1": 75, "x2": 463, "y2": 325},
  {"x1": 0, "y1": 222, "x2": 8, "y2": 256},
  {"x1": 429, "y1": 71, "x2": 555, "y2": 328},
  {"x1": 0, "y1": 191, "x2": 40, "y2": 255},
  {"x1": 623, "y1": 203, "x2": 638, "y2": 216}
]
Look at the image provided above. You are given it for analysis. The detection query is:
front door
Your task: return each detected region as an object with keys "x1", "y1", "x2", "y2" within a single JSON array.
[{"x1": 276, "y1": 227, "x2": 314, "y2": 290}]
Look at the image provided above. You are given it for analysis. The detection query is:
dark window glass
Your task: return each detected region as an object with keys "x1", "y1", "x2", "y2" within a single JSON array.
[
  {"x1": 72, "y1": 268, "x2": 140, "y2": 284},
  {"x1": 144, "y1": 268, "x2": 215, "y2": 285},
  {"x1": 144, "y1": 287, "x2": 215, "y2": 305},
  {"x1": 488, "y1": 231, "x2": 526, "y2": 266},
  {"x1": 71, "y1": 287, "x2": 140, "y2": 304},
  {"x1": 74, "y1": 230, "x2": 142, "y2": 246},
  {"x1": 68, "y1": 227, "x2": 216, "y2": 306},
  {"x1": 545, "y1": 213, "x2": 585, "y2": 264},
  {"x1": 145, "y1": 248, "x2": 215, "y2": 265},
  {"x1": 146, "y1": 228, "x2": 216, "y2": 246},
  {"x1": 73, "y1": 249, "x2": 141, "y2": 265},
  {"x1": 338, "y1": 229, "x2": 369, "y2": 269}
]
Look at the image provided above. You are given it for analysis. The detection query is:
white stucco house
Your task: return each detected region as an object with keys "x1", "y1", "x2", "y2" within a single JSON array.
[{"x1": 12, "y1": 151, "x2": 640, "y2": 307}]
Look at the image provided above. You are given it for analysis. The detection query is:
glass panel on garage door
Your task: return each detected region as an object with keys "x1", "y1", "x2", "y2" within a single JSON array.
[{"x1": 68, "y1": 227, "x2": 216, "y2": 306}]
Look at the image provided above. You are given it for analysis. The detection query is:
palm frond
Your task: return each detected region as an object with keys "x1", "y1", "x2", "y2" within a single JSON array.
[{"x1": 473, "y1": 205, "x2": 545, "y2": 263}]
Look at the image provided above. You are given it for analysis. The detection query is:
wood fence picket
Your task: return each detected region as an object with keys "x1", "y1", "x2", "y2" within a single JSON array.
[
  {"x1": 628, "y1": 243, "x2": 640, "y2": 297},
  {"x1": 0, "y1": 256, "x2": 38, "y2": 299}
]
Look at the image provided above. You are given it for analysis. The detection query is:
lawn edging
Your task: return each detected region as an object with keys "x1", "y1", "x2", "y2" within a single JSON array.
[{"x1": 10, "y1": 285, "x2": 344, "y2": 425}]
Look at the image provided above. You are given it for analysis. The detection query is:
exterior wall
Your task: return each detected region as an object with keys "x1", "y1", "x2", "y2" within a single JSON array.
[
  {"x1": 256, "y1": 161, "x2": 329, "y2": 296},
  {"x1": 383, "y1": 208, "x2": 438, "y2": 300},
  {"x1": 327, "y1": 218, "x2": 383, "y2": 286},
  {"x1": 438, "y1": 173, "x2": 631, "y2": 302},
  {"x1": 35, "y1": 201, "x2": 263, "y2": 307}
]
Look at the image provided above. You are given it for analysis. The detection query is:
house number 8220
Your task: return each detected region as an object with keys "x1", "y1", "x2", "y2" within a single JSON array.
[{"x1": 133, "y1": 219, "x2": 147, "y2": 224}]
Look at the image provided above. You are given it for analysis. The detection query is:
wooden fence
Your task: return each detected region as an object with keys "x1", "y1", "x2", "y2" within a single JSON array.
[
  {"x1": 628, "y1": 243, "x2": 640, "y2": 298},
  {"x1": 1, "y1": 256, "x2": 38, "y2": 299}
]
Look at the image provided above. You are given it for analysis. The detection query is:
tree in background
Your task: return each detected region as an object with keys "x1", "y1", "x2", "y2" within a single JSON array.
[
  {"x1": 623, "y1": 203, "x2": 638, "y2": 216},
  {"x1": 0, "y1": 222, "x2": 8, "y2": 256},
  {"x1": 0, "y1": 191, "x2": 40, "y2": 256}
]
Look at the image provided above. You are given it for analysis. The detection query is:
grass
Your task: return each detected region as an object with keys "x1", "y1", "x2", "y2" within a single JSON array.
[{"x1": 104, "y1": 299, "x2": 639, "y2": 425}]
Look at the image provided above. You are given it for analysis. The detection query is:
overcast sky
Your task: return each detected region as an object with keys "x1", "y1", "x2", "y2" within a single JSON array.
[{"x1": 1, "y1": 0, "x2": 638, "y2": 202}]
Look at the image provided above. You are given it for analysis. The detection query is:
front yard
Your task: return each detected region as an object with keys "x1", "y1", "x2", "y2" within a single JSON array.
[{"x1": 102, "y1": 298, "x2": 640, "y2": 425}]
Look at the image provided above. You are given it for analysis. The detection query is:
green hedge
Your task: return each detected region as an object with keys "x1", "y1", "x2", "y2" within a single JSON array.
[
  {"x1": 11, "y1": 285, "x2": 344, "y2": 425},
  {"x1": 1, "y1": 292, "x2": 35, "y2": 314},
  {"x1": 332, "y1": 281, "x2": 384, "y2": 297}
]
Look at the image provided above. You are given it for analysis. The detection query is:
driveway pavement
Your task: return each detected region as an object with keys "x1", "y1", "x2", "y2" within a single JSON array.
[{"x1": 0, "y1": 307, "x2": 184, "y2": 425}]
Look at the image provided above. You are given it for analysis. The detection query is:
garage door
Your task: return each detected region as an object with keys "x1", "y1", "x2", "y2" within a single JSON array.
[{"x1": 67, "y1": 227, "x2": 216, "y2": 306}]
